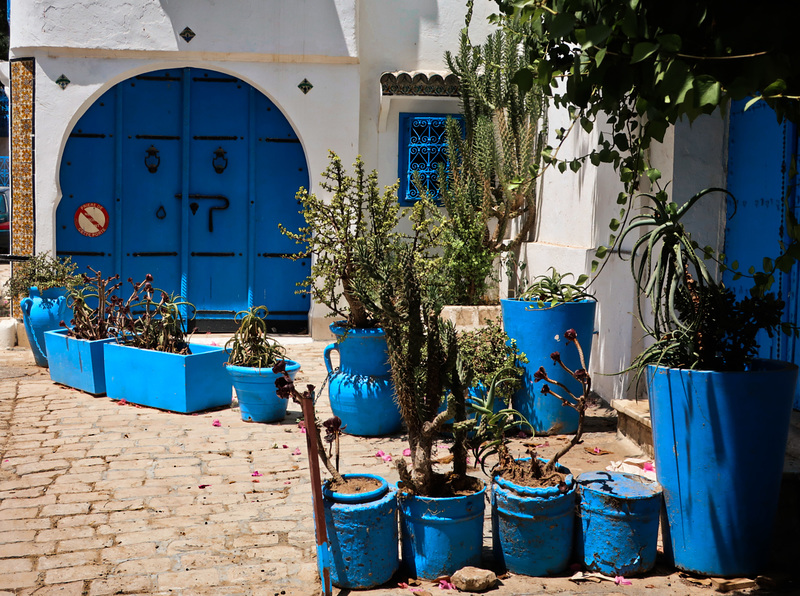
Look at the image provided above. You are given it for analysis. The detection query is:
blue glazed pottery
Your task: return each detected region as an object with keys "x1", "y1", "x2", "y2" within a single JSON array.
[
  {"x1": 577, "y1": 471, "x2": 662, "y2": 576},
  {"x1": 399, "y1": 481, "x2": 486, "y2": 579},
  {"x1": 492, "y1": 461, "x2": 575, "y2": 576},
  {"x1": 647, "y1": 360, "x2": 797, "y2": 576},
  {"x1": 323, "y1": 474, "x2": 399, "y2": 589},
  {"x1": 226, "y1": 360, "x2": 300, "y2": 423},
  {"x1": 500, "y1": 299, "x2": 596, "y2": 435},
  {"x1": 324, "y1": 323, "x2": 402, "y2": 436},
  {"x1": 20, "y1": 286, "x2": 72, "y2": 367}
]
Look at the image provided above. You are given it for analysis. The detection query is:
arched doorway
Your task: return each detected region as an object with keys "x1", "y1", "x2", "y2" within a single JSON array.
[{"x1": 56, "y1": 67, "x2": 310, "y2": 332}]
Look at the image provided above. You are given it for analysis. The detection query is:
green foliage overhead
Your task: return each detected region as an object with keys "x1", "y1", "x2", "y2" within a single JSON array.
[{"x1": 3, "y1": 252, "x2": 80, "y2": 300}]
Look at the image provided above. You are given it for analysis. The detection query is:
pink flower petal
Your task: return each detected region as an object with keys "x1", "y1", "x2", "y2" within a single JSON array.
[
  {"x1": 251, "y1": 471, "x2": 263, "y2": 477},
  {"x1": 643, "y1": 462, "x2": 655, "y2": 472},
  {"x1": 382, "y1": 454, "x2": 392, "y2": 462},
  {"x1": 375, "y1": 450, "x2": 385, "y2": 458},
  {"x1": 615, "y1": 576, "x2": 632, "y2": 585},
  {"x1": 292, "y1": 448, "x2": 301, "y2": 455},
  {"x1": 282, "y1": 444, "x2": 288, "y2": 449},
  {"x1": 284, "y1": 480, "x2": 291, "y2": 484},
  {"x1": 439, "y1": 579, "x2": 456, "y2": 590},
  {"x1": 118, "y1": 399, "x2": 127, "y2": 406},
  {"x1": 212, "y1": 419, "x2": 221, "y2": 427},
  {"x1": 402, "y1": 448, "x2": 411, "y2": 457},
  {"x1": 593, "y1": 446, "x2": 601, "y2": 454},
  {"x1": 198, "y1": 484, "x2": 210, "y2": 489},
  {"x1": 210, "y1": 341, "x2": 219, "y2": 346}
]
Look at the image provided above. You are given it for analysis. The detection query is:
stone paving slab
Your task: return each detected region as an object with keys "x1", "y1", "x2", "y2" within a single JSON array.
[{"x1": 0, "y1": 339, "x2": 782, "y2": 595}]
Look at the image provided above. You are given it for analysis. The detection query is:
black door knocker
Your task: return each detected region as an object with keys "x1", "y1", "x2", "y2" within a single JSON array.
[
  {"x1": 156, "y1": 205, "x2": 167, "y2": 219},
  {"x1": 212, "y1": 147, "x2": 228, "y2": 174},
  {"x1": 144, "y1": 145, "x2": 160, "y2": 173}
]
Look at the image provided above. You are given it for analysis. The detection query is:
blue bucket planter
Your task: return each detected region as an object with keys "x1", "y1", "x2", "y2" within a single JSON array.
[
  {"x1": 324, "y1": 323, "x2": 402, "y2": 436},
  {"x1": 104, "y1": 342, "x2": 232, "y2": 413},
  {"x1": 323, "y1": 474, "x2": 399, "y2": 589},
  {"x1": 20, "y1": 286, "x2": 73, "y2": 368},
  {"x1": 399, "y1": 481, "x2": 486, "y2": 579},
  {"x1": 226, "y1": 360, "x2": 300, "y2": 423},
  {"x1": 492, "y1": 462, "x2": 575, "y2": 576},
  {"x1": 647, "y1": 360, "x2": 798, "y2": 576},
  {"x1": 44, "y1": 328, "x2": 114, "y2": 395},
  {"x1": 576, "y1": 471, "x2": 662, "y2": 576},
  {"x1": 501, "y1": 299, "x2": 596, "y2": 435}
]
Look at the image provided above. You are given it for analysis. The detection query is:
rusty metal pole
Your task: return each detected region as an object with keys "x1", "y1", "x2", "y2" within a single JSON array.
[{"x1": 299, "y1": 396, "x2": 332, "y2": 596}]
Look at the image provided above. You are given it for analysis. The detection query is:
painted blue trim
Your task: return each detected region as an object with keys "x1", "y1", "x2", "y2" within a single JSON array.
[{"x1": 113, "y1": 86, "x2": 123, "y2": 277}]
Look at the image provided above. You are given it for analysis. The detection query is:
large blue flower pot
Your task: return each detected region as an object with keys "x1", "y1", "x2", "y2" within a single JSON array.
[
  {"x1": 501, "y1": 299, "x2": 596, "y2": 435},
  {"x1": 226, "y1": 360, "x2": 300, "y2": 422},
  {"x1": 323, "y1": 474, "x2": 399, "y2": 589},
  {"x1": 20, "y1": 286, "x2": 72, "y2": 368},
  {"x1": 492, "y1": 462, "x2": 575, "y2": 576},
  {"x1": 324, "y1": 323, "x2": 402, "y2": 436},
  {"x1": 104, "y1": 342, "x2": 232, "y2": 413},
  {"x1": 399, "y1": 482, "x2": 486, "y2": 579},
  {"x1": 576, "y1": 471, "x2": 662, "y2": 576},
  {"x1": 44, "y1": 328, "x2": 114, "y2": 395},
  {"x1": 647, "y1": 360, "x2": 798, "y2": 576}
]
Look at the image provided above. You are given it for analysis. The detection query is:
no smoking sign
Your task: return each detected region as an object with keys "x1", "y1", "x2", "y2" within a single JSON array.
[{"x1": 74, "y1": 202, "x2": 110, "y2": 237}]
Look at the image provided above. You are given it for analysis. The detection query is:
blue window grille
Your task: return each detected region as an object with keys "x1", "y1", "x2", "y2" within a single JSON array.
[
  {"x1": 0, "y1": 156, "x2": 8, "y2": 186},
  {"x1": 398, "y1": 113, "x2": 463, "y2": 204}
]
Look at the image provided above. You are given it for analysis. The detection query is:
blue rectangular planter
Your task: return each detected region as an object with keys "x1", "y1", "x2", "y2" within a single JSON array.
[
  {"x1": 103, "y1": 342, "x2": 232, "y2": 413},
  {"x1": 44, "y1": 328, "x2": 114, "y2": 395}
]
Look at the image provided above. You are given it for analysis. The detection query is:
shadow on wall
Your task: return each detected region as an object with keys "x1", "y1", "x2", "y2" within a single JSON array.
[{"x1": 159, "y1": 0, "x2": 354, "y2": 57}]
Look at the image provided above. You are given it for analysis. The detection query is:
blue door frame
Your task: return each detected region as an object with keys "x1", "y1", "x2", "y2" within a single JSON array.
[
  {"x1": 57, "y1": 68, "x2": 310, "y2": 332},
  {"x1": 724, "y1": 99, "x2": 800, "y2": 407}
]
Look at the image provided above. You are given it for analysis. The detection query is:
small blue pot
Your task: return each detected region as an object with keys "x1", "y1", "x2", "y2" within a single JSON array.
[
  {"x1": 44, "y1": 328, "x2": 114, "y2": 395},
  {"x1": 577, "y1": 471, "x2": 662, "y2": 576},
  {"x1": 324, "y1": 323, "x2": 402, "y2": 436},
  {"x1": 492, "y1": 462, "x2": 575, "y2": 576},
  {"x1": 323, "y1": 474, "x2": 399, "y2": 589},
  {"x1": 226, "y1": 360, "x2": 300, "y2": 423},
  {"x1": 501, "y1": 298, "x2": 596, "y2": 435},
  {"x1": 399, "y1": 481, "x2": 486, "y2": 579}
]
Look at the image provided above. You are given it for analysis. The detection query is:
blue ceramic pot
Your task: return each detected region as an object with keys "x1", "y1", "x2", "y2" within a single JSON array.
[
  {"x1": 492, "y1": 461, "x2": 575, "y2": 576},
  {"x1": 20, "y1": 286, "x2": 72, "y2": 367},
  {"x1": 647, "y1": 360, "x2": 798, "y2": 576},
  {"x1": 226, "y1": 360, "x2": 300, "y2": 422},
  {"x1": 501, "y1": 299, "x2": 596, "y2": 435},
  {"x1": 399, "y1": 481, "x2": 486, "y2": 579},
  {"x1": 324, "y1": 323, "x2": 402, "y2": 436},
  {"x1": 323, "y1": 474, "x2": 399, "y2": 589}
]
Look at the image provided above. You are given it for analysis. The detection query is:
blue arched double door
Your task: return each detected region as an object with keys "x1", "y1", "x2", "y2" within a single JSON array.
[{"x1": 56, "y1": 68, "x2": 309, "y2": 331}]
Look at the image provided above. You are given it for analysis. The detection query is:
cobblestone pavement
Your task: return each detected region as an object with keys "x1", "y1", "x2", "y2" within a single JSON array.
[{"x1": 0, "y1": 337, "x2": 774, "y2": 596}]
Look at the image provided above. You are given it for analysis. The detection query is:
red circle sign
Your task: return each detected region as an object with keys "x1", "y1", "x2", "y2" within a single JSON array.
[{"x1": 74, "y1": 203, "x2": 109, "y2": 237}]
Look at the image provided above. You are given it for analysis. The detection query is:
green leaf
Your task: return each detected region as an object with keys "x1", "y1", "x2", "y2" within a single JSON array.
[
  {"x1": 580, "y1": 117, "x2": 594, "y2": 133},
  {"x1": 595, "y1": 246, "x2": 608, "y2": 259},
  {"x1": 762, "y1": 79, "x2": 787, "y2": 97},
  {"x1": 511, "y1": 68, "x2": 534, "y2": 94},
  {"x1": 595, "y1": 47, "x2": 607, "y2": 66},
  {"x1": 576, "y1": 274, "x2": 589, "y2": 286},
  {"x1": 591, "y1": 260, "x2": 599, "y2": 273},
  {"x1": 583, "y1": 25, "x2": 611, "y2": 49},
  {"x1": 731, "y1": 260, "x2": 739, "y2": 270},
  {"x1": 763, "y1": 257, "x2": 774, "y2": 273},
  {"x1": 548, "y1": 13, "x2": 575, "y2": 37},
  {"x1": 648, "y1": 120, "x2": 669, "y2": 143},
  {"x1": 646, "y1": 168, "x2": 661, "y2": 183},
  {"x1": 609, "y1": 218, "x2": 621, "y2": 231},
  {"x1": 694, "y1": 75, "x2": 722, "y2": 107},
  {"x1": 656, "y1": 33, "x2": 682, "y2": 53},
  {"x1": 617, "y1": 193, "x2": 628, "y2": 205},
  {"x1": 743, "y1": 96, "x2": 763, "y2": 112},
  {"x1": 631, "y1": 42, "x2": 659, "y2": 64}
]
